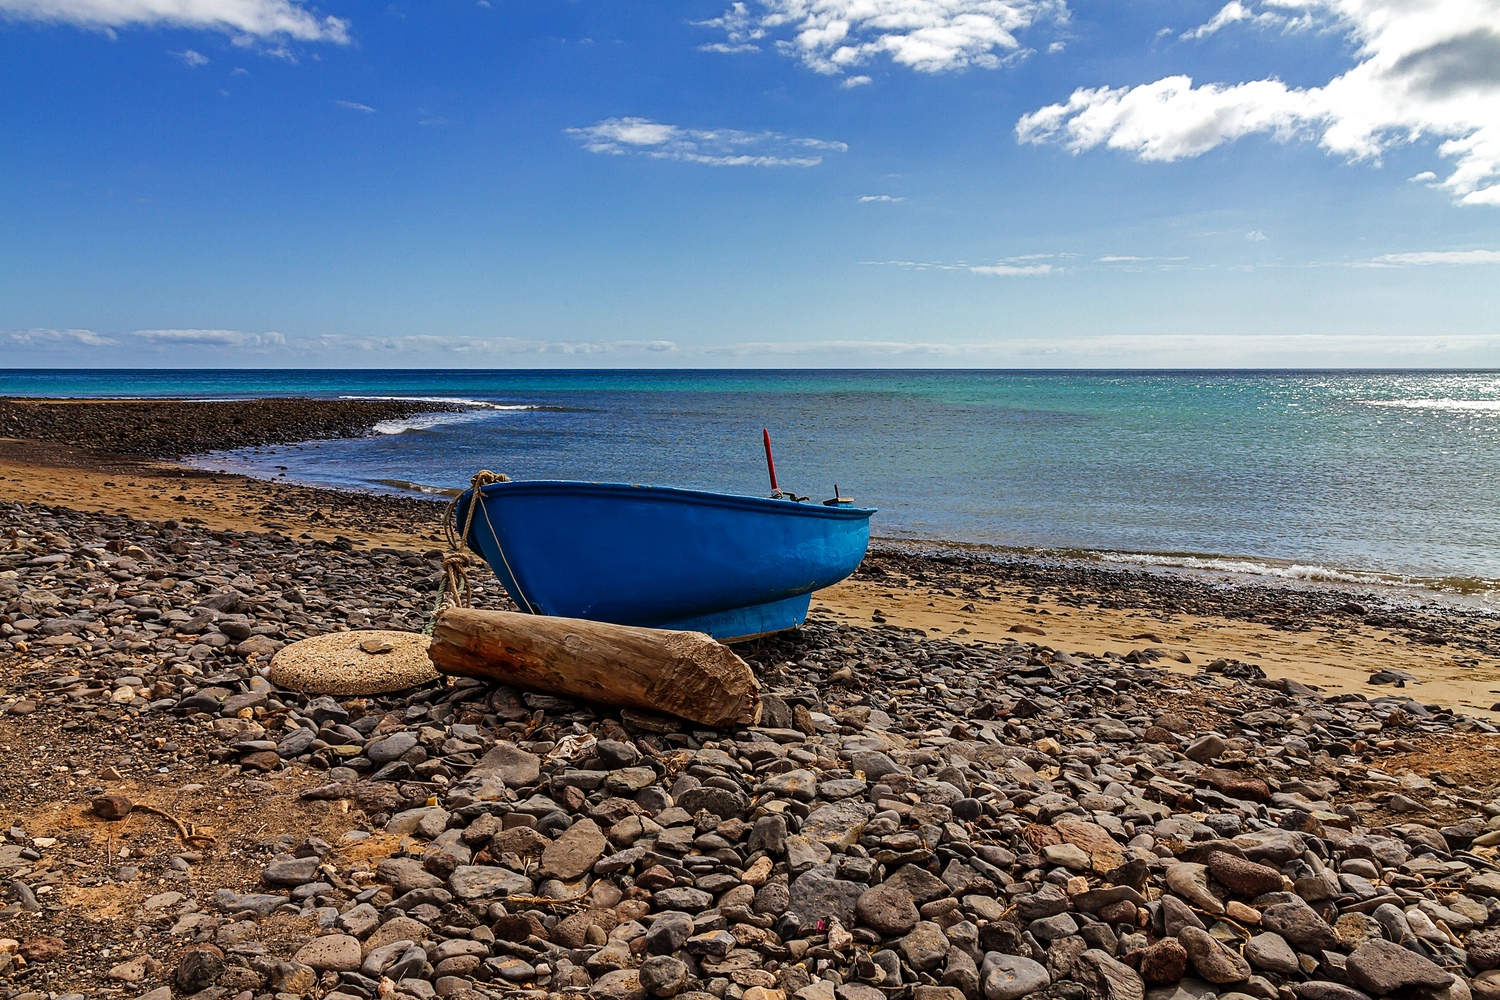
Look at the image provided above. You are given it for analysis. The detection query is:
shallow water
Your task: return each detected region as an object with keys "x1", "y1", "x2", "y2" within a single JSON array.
[{"x1": 5, "y1": 368, "x2": 1500, "y2": 599}]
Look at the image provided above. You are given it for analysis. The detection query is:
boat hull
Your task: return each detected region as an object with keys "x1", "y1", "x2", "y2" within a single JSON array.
[{"x1": 454, "y1": 481, "x2": 874, "y2": 641}]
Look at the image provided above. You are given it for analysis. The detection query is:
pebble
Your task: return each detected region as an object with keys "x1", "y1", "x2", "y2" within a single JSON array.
[{"x1": 8, "y1": 491, "x2": 1500, "y2": 1000}]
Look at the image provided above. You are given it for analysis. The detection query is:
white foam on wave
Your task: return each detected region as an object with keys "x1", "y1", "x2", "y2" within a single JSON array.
[
  {"x1": 1363, "y1": 398, "x2": 1500, "y2": 412},
  {"x1": 340, "y1": 394, "x2": 544, "y2": 411},
  {"x1": 1092, "y1": 551, "x2": 1402, "y2": 587},
  {"x1": 371, "y1": 410, "x2": 499, "y2": 435}
]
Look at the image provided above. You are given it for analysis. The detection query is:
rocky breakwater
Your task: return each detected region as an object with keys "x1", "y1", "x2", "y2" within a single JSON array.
[
  {"x1": 6, "y1": 501, "x2": 1500, "y2": 1000},
  {"x1": 0, "y1": 397, "x2": 461, "y2": 458}
]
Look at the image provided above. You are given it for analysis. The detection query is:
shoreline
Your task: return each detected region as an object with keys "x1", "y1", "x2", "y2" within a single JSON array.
[{"x1": 2, "y1": 400, "x2": 1499, "y2": 717}]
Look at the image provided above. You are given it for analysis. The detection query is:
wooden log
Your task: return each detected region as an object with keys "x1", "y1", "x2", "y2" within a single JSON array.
[{"x1": 427, "y1": 607, "x2": 762, "y2": 729}]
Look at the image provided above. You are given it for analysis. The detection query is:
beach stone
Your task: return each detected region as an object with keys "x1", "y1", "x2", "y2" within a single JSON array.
[
  {"x1": 1075, "y1": 949, "x2": 1145, "y2": 1000},
  {"x1": 592, "y1": 969, "x2": 648, "y2": 1000},
  {"x1": 1136, "y1": 938, "x2": 1188, "y2": 985},
  {"x1": 1178, "y1": 927, "x2": 1251, "y2": 984},
  {"x1": 448, "y1": 865, "x2": 532, "y2": 900},
  {"x1": 1206, "y1": 852, "x2": 1283, "y2": 898},
  {"x1": 1470, "y1": 929, "x2": 1500, "y2": 971},
  {"x1": 1291, "y1": 985, "x2": 1372, "y2": 1000},
  {"x1": 269, "y1": 630, "x2": 438, "y2": 695},
  {"x1": 1166, "y1": 864, "x2": 1224, "y2": 915},
  {"x1": 472, "y1": 743, "x2": 541, "y2": 787},
  {"x1": 175, "y1": 948, "x2": 224, "y2": 991},
  {"x1": 900, "y1": 921, "x2": 951, "y2": 972},
  {"x1": 1244, "y1": 933, "x2": 1298, "y2": 976},
  {"x1": 982, "y1": 953, "x2": 1051, "y2": 1000},
  {"x1": 803, "y1": 800, "x2": 875, "y2": 847},
  {"x1": 1261, "y1": 899, "x2": 1338, "y2": 952},
  {"x1": 541, "y1": 818, "x2": 607, "y2": 879},
  {"x1": 1345, "y1": 939, "x2": 1454, "y2": 996},
  {"x1": 263, "y1": 855, "x2": 321, "y2": 886},
  {"x1": 377, "y1": 857, "x2": 444, "y2": 894},
  {"x1": 856, "y1": 883, "x2": 920, "y2": 935},
  {"x1": 294, "y1": 934, "x2": 362, "y2": 972},
  {"x1": 366, "y1": 731, "x2": 418, "y2": 764},
  {"x1": 640, "y1": 955, "x2": 691, "y2": 997},
  {"x1": 789, "y1": 866, "x2": 863, "y2": 927}
]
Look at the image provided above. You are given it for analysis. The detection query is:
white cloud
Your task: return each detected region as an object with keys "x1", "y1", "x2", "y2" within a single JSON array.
[
  {"x1": 175, "y1": 48, "x2": 209, "y2": 65},
  {"x1": 1180, "y1": 1, "x2": 1294, "y2": 40},
  {"x1": 1246, "y1": 230, "x2": 1269, "y2": 241},
  {"x1": 135, "y1": 328, "x2": 288, "y2": 347},
  {"x1": 7, "y1": 327, "x2": 121, "y2": 347},
  {"x1": 335, "y1": 100, "x2": 374, "y2": 113},
  {"x1": 697, "y1": 0, "x2": 1068, "y2": 77},
  {"x1": 859, "y1": 193, "x2": 905, "y2": 202},
  {"x1": 1017, "y1": 0, "x2": 1500, "y2": 206},
  {"x1": 863, "y1": 256, "x2": 1057, "y2": 274},
  {"x1": 567, "y1": 117, "x2": 846, "y2": 167},
  {"x1": 1361, "y1": 249, "x2": 1500, "y2": 265},
  {"x1": 0, "y1": 0, "x2": 349, "y2": 43}
]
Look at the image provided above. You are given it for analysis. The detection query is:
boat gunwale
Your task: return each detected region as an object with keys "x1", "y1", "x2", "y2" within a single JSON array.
[{"x1": 470, "y1": 479, "x2": 877, "y2": 520}]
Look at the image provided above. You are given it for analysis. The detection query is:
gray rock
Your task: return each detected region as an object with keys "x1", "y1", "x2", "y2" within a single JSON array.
[
  {"x1": 1076, "y1": 949, "x2": 1146, "y2": 1000},
  {"x1": 789, "y1": 866, "x2": 863, "y2": 927},
  {"x1": 293, "y1": 934, "x2": 362, "y2": 972},
  {"x1": 1261, "y1": 898, "x2": 1338, "y2": 952},
  {"x1": 447, "y1": 865, "x2": 532, "y2": 900},
  {"x1": 900, "y1": 921, "x2": 952, "y2": 972},
  {"x1": 263, "y1": 855, "x2": 321, "y2": 886},
  {"x1": 376, "y1": 857, "x2": 444, "y2": 894},
  {"x1": 1243, "y1": 933, "x2": 1298, "y2": 976},
  {"x1": 366, "y1": 731, "x2": 418, "y2": 764},
  {"x1": 982, "y1": 953, "x2": 1052, "y2": 1000},
  {"x1": 1345, "y1": 939, "x2": 1454, "y2": 996},
  {"x1": 1178, "y1": 927, "x2": 1250, "y2": 985},
  {"x1": 639, "y1": 955, "x2": 690, "y2": 997},
  {"x1": 541, "y1": 818, "x2": 607, "y2": 879},
  {"x1": 856, "y1": 883, "x2": 920, "y2": 935}
]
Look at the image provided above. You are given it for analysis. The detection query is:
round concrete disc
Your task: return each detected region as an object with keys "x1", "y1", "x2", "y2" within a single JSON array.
[{"x1": 269, "y1": 630, "x2": 440, "y2": 695}]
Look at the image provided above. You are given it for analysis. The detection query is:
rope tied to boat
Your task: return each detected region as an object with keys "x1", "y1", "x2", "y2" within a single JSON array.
[{"x1": 426, "y1": 470, "x2": 511, "y2": 633}]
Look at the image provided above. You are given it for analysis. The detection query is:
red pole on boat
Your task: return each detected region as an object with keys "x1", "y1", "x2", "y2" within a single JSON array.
[{"x1": 762, "y1": 428, "x2": 779, "y2": 492}]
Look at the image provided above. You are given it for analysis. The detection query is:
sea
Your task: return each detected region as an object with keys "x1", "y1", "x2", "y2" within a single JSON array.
[{"x1": 4, "y1": 369, "x2": 1499, "y2": 606}]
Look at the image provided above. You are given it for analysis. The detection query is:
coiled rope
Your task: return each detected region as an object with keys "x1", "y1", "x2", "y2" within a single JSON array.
[{"x1": 425, "y1": 470, "x2": 520, "y2": 634}]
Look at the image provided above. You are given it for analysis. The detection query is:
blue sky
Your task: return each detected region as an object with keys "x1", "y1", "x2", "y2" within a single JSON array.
[{"x1": 3, "y1": 0, "x2": 1499, "y2": 367}]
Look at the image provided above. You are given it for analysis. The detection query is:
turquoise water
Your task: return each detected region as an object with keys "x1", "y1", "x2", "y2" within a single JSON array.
[{"x1": 4, "y1": 369, "x2": 1500, "y2": 594}]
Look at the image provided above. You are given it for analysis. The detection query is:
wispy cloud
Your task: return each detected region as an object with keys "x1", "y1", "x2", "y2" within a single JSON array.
[
  {"x1": 696, "y1": 0, "x2": 1069, "y2": 78},
  {"x1": 1359, "y1": 249, "x2": 1500, "y2": 266},
  {"x1": 1179, "y1": 0, "x2": 1299, "y2": 41},
  {"x1": 567, "y1": 117, "x2": 846, "y2": 167},
  {"x1": 864, "y1": 256, "x2": 1059, "y2": 275},
  {"x1": 858, "y1": 194, "x2": 904, "y2": 202},
  {"x1": 174, "y1": 48, "x2": 209, "y2": 65},
  {"x1": 1246, "y1": 230, "x2": 1269, "y2": 242},
  {"x1": 0, "y1": 0, "x2": 349, "y2": 44},
  {"x1": 335, "y1": 100, "x2": 375, "y2": 113},
  {"x1": 135, "y1": 328, "x2": 288, "y2": 347},
  {"x1": 7, "y1": 328, "x2": 121, "y2": 347},
  {"x1": 1016, "y1": 0, "x2": 1500, "y2": 206}
]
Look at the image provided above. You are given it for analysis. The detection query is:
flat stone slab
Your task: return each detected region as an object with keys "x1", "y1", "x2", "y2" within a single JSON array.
[{"x1": 269, "y1": 630, "x2": 439, "y2": 695}]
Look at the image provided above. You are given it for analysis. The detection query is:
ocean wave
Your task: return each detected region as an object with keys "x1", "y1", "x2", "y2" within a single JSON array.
[
  {"x1": 1363, "y1": 398, "x2": 1500, "y2": 412},
  {"x1": 1087, "y1": 550, "x2": 1500, "y2": 597},
  {"x1": 339, "y1": 394, "x2": 548, "y2": 411},
  {"x1": 371, "y1": 478, "x2": 465, "y2": 497},
  {"x1": 371, "y1": 410, "x2": 498, "y2": 435}
]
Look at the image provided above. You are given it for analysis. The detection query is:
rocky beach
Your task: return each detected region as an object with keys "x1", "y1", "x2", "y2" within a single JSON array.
[{"x1": 4, "y1": 398, "x2": 1500, "y2": 1000}]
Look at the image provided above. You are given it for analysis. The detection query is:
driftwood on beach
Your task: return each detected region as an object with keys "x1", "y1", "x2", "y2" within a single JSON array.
[{"x1": 427, "y1": 606, "x2": 763, "y2": 728}]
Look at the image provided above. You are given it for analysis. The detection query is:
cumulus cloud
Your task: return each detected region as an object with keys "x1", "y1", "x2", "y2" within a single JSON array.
[
  {"x1": 1016, "y1": 0, "x2": 1500, "y2": 206},
  {"x1": 175, "y1": 48, "x2": 209, "y2": 65},
  {"x1": 696, "y1": 0, "x2": 1069, "y2": 77},
  {"x1": 0, "y1": 0, "x2": 349, "y2": 43},
  {"x1": 567, "y1": 117, "x2": 846, "y2": 167}
]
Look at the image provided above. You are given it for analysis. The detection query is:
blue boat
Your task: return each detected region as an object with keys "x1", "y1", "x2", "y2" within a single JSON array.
[{"x1": 452, "y1": 480, "x2": 875, "y2": 641}]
